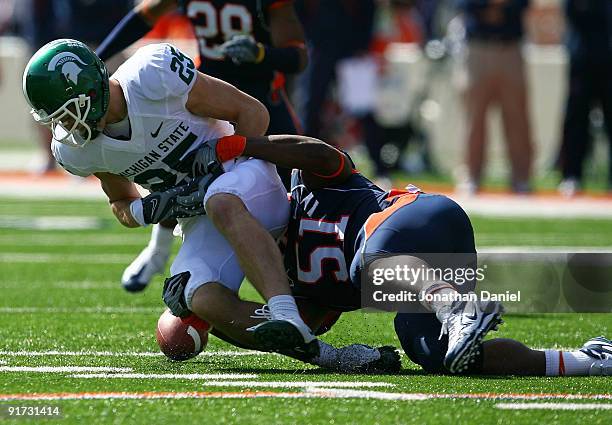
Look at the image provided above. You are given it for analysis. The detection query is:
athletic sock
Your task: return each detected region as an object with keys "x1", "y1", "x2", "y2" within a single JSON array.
[
  {"x1": 544, "y1": 349, "x2": 596, "y2": 376},
  {"x1": 420, "y1": 284, "x2": 459, "y2": 323},
  {"x1": 148, "y1": 224, "x2": 175, "y2": 254},
  {"x1": 267, "y1": 295, "x2": 309, "y2": 328}
]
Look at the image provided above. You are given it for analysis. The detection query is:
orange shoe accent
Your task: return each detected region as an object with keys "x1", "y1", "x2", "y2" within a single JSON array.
[{"x1": 364, "y1": 193, "x2": 419, "y2": 240}]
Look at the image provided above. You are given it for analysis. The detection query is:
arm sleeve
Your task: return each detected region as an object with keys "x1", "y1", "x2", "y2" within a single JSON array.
[
  {"x1": 96, "y1": 10, "x2": 153, "y2": 61},
  {"x1": 137, "y1": 44, "x2": 198, "y2": 101}
]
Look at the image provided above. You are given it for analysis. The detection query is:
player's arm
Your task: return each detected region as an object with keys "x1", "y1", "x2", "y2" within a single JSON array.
[
  {"x1": 244, "y1": 135, "x2": 352, "y2": 188},
  {"x1": 96, "y1": 0, "x2": 178, "y2": 61},
  {"x1": 265, "y1": 1, "x2": 308, "y2": 72},
  {"x1": 185, "y1": 72, "x2": 270, "y2": 136},
  {"x1": 96, "y1": 170, "x2": 216, "y2": 227},
  {"x1": 219, "y1": 2, "x2": 307, "y2": 73},
  {"x1": 95, "y1": 172, "x2": 143, "y2": 228},
  {"x1": 195, "y1": 135, "x2": 352, "y2": 188}
]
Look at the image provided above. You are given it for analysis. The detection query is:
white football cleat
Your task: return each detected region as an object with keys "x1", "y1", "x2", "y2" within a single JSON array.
[
  {"x1": 580, "y1": 336, "x2": 612, "y2": 376},
  {"x1": 121, "y1": 247, "x2": 170, "y2": 292},
  {"x1": 442, "y1": 298, "x2": 504, "y2": 373}
]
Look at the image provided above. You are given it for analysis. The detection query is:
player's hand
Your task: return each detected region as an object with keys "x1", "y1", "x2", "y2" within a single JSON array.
[
  {"x1": 140, "y1": 167, "x2": 222, "y2": 224},
  {"x1": 219, "y1": 35, "x2": 264, "y2": 65},
  {"x1": 188, "y1": 135, "x2": 246, "y2": 177},
  {"x1": 162, "y1": 271, "x2": 191, "y2": 318}
]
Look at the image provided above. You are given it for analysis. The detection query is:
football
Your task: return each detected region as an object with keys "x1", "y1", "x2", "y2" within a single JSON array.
[{"x1": 156, "y1": 309, "x2": 211, "y2": 361}]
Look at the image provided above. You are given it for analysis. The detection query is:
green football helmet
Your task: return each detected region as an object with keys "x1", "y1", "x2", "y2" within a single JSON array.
[{"x1": 22, "y1": 39, "x2": 110, "y2": 147}]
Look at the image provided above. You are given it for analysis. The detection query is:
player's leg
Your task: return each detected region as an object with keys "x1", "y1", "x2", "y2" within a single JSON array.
[
  {"x1": 559, "y1": 59, "x2": 593, "y2": 192},
  {"x1": 171, "y1": 220, "x2": 397, "y2": 373},
  {"x1": 481, "y1": 336, "x2": 612, "y2": 376},
  {"x1": 395, "y1": 312, "x2": 612, "y2": 376},
  {"x1": 460, "y1": 42, "x2": 496, "y2": 192},
  {"x1": 121, "y1": 219, "x2": 176, "y2": 292},
  {"x1": 202, "y1": 158, "x2": 315, "y2": 347},
  {"x1": 199, "y1": 293, "x2": 399, "y2": 373},
  {"x1": 300, "y1": 46, "x2": 338, "y2": 138},
  {"x1": 498, "y1": 43, "x2": 533, "y2": 192},
  {"x1": 596, "y1": 60, "x2": 612, "y2": 189},
  {"x1": 356, "y1": 193, "x2": 502, "y2": 373}
]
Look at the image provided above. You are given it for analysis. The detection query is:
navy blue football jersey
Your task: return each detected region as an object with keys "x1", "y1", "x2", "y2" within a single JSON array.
[
  {"x1": 283, "y1": 169, "x2": 388, "y2": 305},
  {"x1": 178, "y1": 0, "x2": 284, "y2": 86}
]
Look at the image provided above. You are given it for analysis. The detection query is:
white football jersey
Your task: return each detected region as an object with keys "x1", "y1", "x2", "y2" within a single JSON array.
[{"x1": 52, "y1": 43, "x2": 234, "y2": 191}]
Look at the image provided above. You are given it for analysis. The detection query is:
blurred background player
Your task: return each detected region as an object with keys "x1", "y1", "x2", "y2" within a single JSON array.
[
  {"x1": 96, "y1": 0, "x2": 308, "y2": 291},
  {"x1": 294, "y1": 0, "x2": 375, "y2": 141},
  {"x1": 454, "y1": 0, "x2": 533, "y2": 194},
  {"x1": 14, "y1": 0, "x2": 133, "y2": 173},
  {"x1": 557, "y1": 0, "x2": 612, "y2": 197}
]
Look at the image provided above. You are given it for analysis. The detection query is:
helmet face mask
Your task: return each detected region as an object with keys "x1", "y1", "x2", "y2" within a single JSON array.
[
  {"x1": 22, "y1": 39, "x2": 110, "y2": 148},
  {"x1": 32, "y1": 94, "x2": 93, "y2": 147}
]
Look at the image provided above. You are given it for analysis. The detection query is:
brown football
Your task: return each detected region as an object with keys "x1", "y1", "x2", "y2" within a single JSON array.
[{"x1": 156, "y1": 309, "x2": 211, "y2": 361}]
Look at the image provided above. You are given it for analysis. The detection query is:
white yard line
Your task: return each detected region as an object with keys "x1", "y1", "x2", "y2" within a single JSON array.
[
  {"x1": 0, "y1": 391, "x2": 318, "y2": 401},
  {"x1": 496, "y1": 402, "x2": 612, "y2": 410},
  {"x1": 308, "y1": 388, "x2": 429, "y2": 400},
  {"x1": 72, "y1": 373, "x2": 257, "y2": 380},
  {"x1": 0, "y1": 281, "x2": 119, "y2": 290},
  {"x1": 452, "y1": 194, "x2": 612, "y2": 219},
  {"x1": 0, "y1": 253, "x2": 136, "y2": 264},
  {"x1": 0, "y1": 216, "x2": 101, "y2": 231},
  {"x1": 0, "y1": 366, "x2": 132, "y2": 373},
  {"x1": 0, "y1": 391, "x2": 610, "y2": 402},
  {"x1": 0, "y1": 234, "x2": 148, "y2": 246},
  {"x1": 478, "y1": 247, "x2": 612, "y2": 254},
  {"x1": 0, "y1": 307, "x2": 162, "y2": 314},
  {"x1": 0, "y1": 350, "x2": 267, "y2": 357},
  {"x1": 68, "y1": 376, "x2": 393, "y2": 389}
]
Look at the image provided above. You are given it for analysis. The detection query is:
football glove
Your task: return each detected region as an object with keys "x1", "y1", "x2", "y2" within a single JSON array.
[
  {"x1": 141, "y1": 163, "x2": 223, "y2": 224},
  {"x1": 219, "y1": 35, "x2": 264, "y2": 65},
  {"x1": 187, "y1": 135, "x2": 246, "y2": 176},
  {"x1": 162, "y1": 271, "x2": 191, "y2": 318}
]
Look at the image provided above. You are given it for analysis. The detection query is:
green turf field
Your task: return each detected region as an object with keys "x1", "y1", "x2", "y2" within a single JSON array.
[{"x1": 0, "y1": 198, "x2": 610, "y2": 424}]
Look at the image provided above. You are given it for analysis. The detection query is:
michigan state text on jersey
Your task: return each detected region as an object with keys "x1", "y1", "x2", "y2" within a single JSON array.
[{"x1": 22, "y1": 39, "x2": 316, "y2": 352}]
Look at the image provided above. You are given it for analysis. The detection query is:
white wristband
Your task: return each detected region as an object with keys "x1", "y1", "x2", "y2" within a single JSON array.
[{"x1": 129, "y1": 199, "x2": 148, "y2": 227}]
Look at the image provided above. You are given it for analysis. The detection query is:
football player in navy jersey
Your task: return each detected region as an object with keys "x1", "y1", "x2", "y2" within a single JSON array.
[
  {"x1": 162, "y1": 134, "x2": 612, "y2": 376},
  {"x1": 96, "y1": 0, "x2": 307, "y2": 292}
]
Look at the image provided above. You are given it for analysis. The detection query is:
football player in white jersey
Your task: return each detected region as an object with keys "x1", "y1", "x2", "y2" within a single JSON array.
[{"x1": 22, "y1": 38, "x2": 316, "y2": 353}]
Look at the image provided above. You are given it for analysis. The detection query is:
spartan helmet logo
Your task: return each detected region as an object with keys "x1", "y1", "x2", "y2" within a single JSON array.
[{"x1": 47, "y1": 52, "x2": 88, "y2": 85}]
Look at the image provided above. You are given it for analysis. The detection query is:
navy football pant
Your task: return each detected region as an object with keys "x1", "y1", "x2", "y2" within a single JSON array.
[{"x1": 350, "y1": 194, "x2": 477, "y2": 373}]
